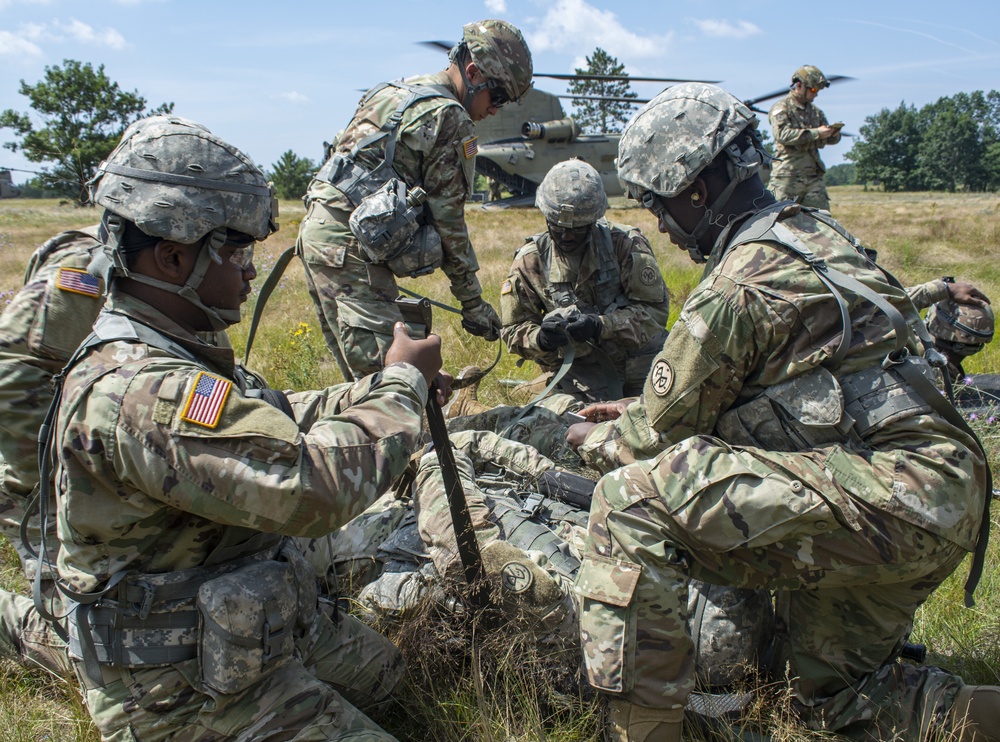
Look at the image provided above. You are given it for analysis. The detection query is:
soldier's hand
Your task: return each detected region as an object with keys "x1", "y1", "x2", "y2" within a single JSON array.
[
  {"x1": 385, "y1": 322, "x2": 442, "y2": 388},
  {"x1": 566, "y1": 421, "x2": 597, "y2": 450},
  {"x1": 537, "y1": 315, "x2": 569, "y2": 351},
  {"x1": 947, "y1": 281, "x2": 991, "y2": 308},
  {"x1": 461, "y1": 298, "x2": 502, "y2": 341},
  {"x1": 817, "y1": 125, "x2": 836, "y2": 140},
  {"x1": 432, "y1": 370, "x2": 454, "y2": 406},
  {"x1": 578, "y1": 401, "x2": 628, "y2": 422},
  {"x1": 566, "y1": 313, "x2": 601, "y2": 342}
]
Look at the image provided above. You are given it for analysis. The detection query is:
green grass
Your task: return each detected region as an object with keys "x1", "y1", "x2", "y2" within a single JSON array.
[{"x1": 1, "y1": 188, "x2": 999, "y2": 740}]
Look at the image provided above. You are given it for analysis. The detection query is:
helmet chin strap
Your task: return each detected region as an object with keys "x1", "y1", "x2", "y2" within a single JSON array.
[
  {"x1": 451, "y1": 44, "x2": 491, "y2": 115},
  {"x1": 120, "y1": 228, "x2": 242, "y2": 331}
]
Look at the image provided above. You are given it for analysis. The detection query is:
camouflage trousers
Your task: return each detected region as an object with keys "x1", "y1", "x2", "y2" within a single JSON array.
[
  {"x1": 76, "y1": 597, "x2": 403, "y2": 741},
  {"x1": 576, "y1": 435, "x2": 970, "y2": 740},
  {"x1": 297, "y1": 201, "x2": 403, "y2": 381},
  {"x1": 0, "y1": 587, "x2": 72, "y2": 676},
  {"x1": 770, "y1": 175, "x2": 831, "y2": 210}
]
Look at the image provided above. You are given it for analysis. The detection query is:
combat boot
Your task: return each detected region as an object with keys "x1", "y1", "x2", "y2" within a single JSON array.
[
  {"x1": 605, "y1": 698, "x2": 684, "y2": 742},
  {"x1": 950, "y1": 685, "x2": 1000, "y2": 741},
  {"x1": 446, "y1": 366, "x2": 491, "y2": 418}
]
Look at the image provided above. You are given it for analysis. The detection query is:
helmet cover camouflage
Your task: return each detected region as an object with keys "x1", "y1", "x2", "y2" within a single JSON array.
[
  {"x1": 462, "y1": 19, "x2": 533, "y2": 104},
  {"x1": 536, "y1": 159, "x2": 608, "y2": 227},
  {"x1": 926, "y1": 299, "x2": 995, "y2": 355},
  {"x1": 90, "y1": 114, "x2": 278, "y2": 245},
  {"x1": 617, "y1": 83, "x2": 761, "y2": 200},
  {"x1": 792, "y1": 65, "x2": 829, "y2": 89}
]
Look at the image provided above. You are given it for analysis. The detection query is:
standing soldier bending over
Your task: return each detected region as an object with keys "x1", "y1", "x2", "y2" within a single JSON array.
[
  {"x1": 500, "y1": 159, "x2": 669, "y2": 403},
  {"x1": 568, "y1": 84, "x2": 998, "y2": 741},
  {"x1": 768, "y1": 65, "x2": 842, "y2": 210},
  {"x1": 46, "y1": 115, "x2": 448, "y2": 741},
  {"x1": 297, "y1": 20, "x2": 532, "y2": 380}
]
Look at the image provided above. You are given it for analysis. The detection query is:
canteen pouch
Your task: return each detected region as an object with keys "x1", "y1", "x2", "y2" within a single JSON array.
[
  {"x1": 385, "y1": 223, "x2": 443, "y2": 278},
  {"x1": 349, "y1": 178, "x2": 424, "y2": 265},
  {"x1": 197, "y1": 560, "x2": 299, "y2": 695},
  {"x1": 715, "y1": 366, "x2": 855, "y2": 451}
]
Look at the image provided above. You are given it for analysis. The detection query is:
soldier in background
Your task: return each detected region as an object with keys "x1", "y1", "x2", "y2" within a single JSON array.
[
  {"x1": 297, "y1": 20, "x2": 532, "y2": 380},
  {"x1": 569, "y1": 83, "x2": 997, "y2": 741},
  {"x1": 47, "y1": 114, "x2": 448, "y2": 740},
  {"x1": 500, "y1": 159, "x2": 669, "y2": 403},
  {"x1": 768, "y1": 65, "x2": 842, "y2": 210}
]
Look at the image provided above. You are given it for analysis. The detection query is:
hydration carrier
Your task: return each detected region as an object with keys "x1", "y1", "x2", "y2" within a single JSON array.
[{"x1": 314, "y1": 82, "x2": 450, "y2": 277}]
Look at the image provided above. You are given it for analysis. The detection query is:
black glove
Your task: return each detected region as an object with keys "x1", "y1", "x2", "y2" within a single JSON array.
[
  {"x1": 566, "y1": 313, "x2": 601, "y2": 342},
  {"x1": 537, "y1": 316, "x2": 569, "y2": 352},
  {"x1": 461, "y1": 298, "x2": 502, "y2": 342}
]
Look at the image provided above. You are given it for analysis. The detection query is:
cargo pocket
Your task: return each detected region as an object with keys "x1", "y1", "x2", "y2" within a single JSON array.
[
  {"x1": 573, "y1": 555, "x2": 641, "y2": 693},
  {"x1": 197, "y1": 560, "x2": 299, "y2": 695}
]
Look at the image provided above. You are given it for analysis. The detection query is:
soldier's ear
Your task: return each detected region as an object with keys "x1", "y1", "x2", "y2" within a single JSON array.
[{"x1": 151, "y1": 240, "x2": 196, "y2": 282}]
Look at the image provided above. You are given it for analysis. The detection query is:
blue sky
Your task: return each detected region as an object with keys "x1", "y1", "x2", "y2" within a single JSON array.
[{"x1": 2, "y1": 0, "x2": 999, "y2": 183}]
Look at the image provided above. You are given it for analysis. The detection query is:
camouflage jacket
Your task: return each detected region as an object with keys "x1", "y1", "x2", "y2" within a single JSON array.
[
  {"x1": 54, "y1": 293, "x2": 427, "y2": 594},
  {"x1": 305, "y1": 71, "x2": 483, "y2": 302},
  {"x1": 0, "y1": 227, "x2": 104, "y2": 500},
  {"x1": 768, "y1": 93, "x2": 840, "y2": 179},
  {"x1": 906, "y1": 279, "x2": 951, "y2": 312},
  {"x1": 498, "y1": 221, "x2": 669, "y2": 369},
  {"x1": 580, "y1": 206, "x2": 987, "y2": 551}
]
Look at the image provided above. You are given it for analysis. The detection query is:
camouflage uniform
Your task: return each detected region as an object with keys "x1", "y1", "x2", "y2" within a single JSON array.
[
  {"x1": 574, "y1": 205, "x2": 989, "y2": 738},
  {"x1": 499, "y1": 222, "x2": 669, "y2": 402},
  {"x1": 53, "y1": 292, "x2": 428, "y2": 740},
  {"x1": 768, "y1": 93, "x2": 840, "y2": 209},
  {"x1": 297, "y1": 72, "x2": 484, "y2": 379}
]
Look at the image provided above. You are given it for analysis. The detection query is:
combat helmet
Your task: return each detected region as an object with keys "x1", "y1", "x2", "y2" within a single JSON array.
[
  {"x1": 926, "y1": 299, "x2": 995, "y2": 358},
  {"x1": 536, "y1": 159, "x2": 608, "y2": 228},
  {"x1": 617, "y1": 83, "x2": 766, "y2": 262},
  {"x1": 451, "y1": 19, "x2": 533, "y2": 112},
  {"x1": 89, "y1": 114, "x2": 278, "y2": 329},
  {"x1": 792, "y1": 65, "x2": 829, "y2": 90}
]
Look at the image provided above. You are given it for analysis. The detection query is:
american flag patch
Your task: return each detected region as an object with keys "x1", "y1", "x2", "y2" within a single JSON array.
[
  {"x1": 181, "y1": 372, "x2": 232, "y2": 428},
  {"x1": 462, "y1": 135, "x2": 478, "y2": 159},
  {"x1": 501, "y1": 279, "x2": 512, "y2": 295},
  {"x1": 56, "y1": 268, "x2": 101, "y2": 298}
]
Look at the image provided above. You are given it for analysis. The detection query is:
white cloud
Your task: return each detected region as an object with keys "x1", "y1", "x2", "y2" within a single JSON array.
[
  {"x1": 484, "y1": 0, "x2": 507, "y2": 13},
  {"x1": 689, "y1": 19, "x2": 762, "y2": 40},
  {"x1": 0, "y1": 29, "x2": 43, "y2": 58},
  {"x1": 526, "y1": 0, "x2": 671, "y2": 59},
  {"x1": 57, "y1": 18, "x2": 129, "y2": 49},
  {"x1": 276, "y1": 91, "x2": 310, "y2": 105}
]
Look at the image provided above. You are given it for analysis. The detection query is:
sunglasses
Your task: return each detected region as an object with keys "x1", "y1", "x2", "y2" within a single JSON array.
[
  {"x1": 488, "y1": 82, "x2": 510, "y2": 109},
  {"x1": 228, "y1": 243, "x2": 255, "y2": 270},
  {"x1": 807, "y1": 86, "x2": 821, "y2": 94},
  {"x1": 547, "y1": 222, "x2": 590, "y2": 239}
]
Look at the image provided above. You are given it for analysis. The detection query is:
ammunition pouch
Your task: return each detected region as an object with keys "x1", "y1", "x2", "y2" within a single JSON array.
[{"x1": 348, "y1": 178, "x2": 425, "y2": 266}]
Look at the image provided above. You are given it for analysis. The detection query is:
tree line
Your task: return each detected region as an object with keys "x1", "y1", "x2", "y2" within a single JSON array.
[{"x1": 5, "y1": 59, "x2": 1000, "y2": 203}]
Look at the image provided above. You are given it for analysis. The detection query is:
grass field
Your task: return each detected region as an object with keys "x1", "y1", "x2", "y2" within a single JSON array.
[{"x1": 1, "y1": 187, "x2": 999, "y2": 740}]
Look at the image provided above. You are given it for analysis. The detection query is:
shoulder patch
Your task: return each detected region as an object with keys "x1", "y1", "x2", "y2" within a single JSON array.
[
  {"x1": 462, "y1": 135, "x2": 478, "y2": 159},
  {"x1": 649, "y1": 359, "x2": 674, "y2": 397},
  {"x1": 180, "y1": 372, "x2": 232, "y2": 428},
  {"x1": 56, "y1": 267, "x2": 102, "y2": 298},
  {"x1": 501, "y1": 279, "x2": 513, "y2": 295}
]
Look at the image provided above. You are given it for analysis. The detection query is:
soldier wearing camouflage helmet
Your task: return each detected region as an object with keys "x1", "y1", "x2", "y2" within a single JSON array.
[
  {"x1": 499, "y1": 159, "x2": 669, "y2": 403},
  {"x1": 768, "y1": 65, "x2": 842, "y2": 210},
  {"x1": 46, "y1": 114, "x2": 451, "y2": 740},
  {"x1": 297, "y1": 19, "x2": 532, "y2": 381},
  {"x1": 565, "y1": 83, "x2": 998, "y2": 741}
]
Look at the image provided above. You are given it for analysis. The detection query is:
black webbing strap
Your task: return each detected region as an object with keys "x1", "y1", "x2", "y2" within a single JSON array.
[{"x1": 243, "y1": 245, "x2": 296, "y2": 366}]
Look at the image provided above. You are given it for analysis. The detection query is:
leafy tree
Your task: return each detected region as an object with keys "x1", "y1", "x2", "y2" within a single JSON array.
[
  {"x1": 567, "y1": 48, "x2": 638, "y2": 134},
  {"x1": 825, "y1": 163, "x2": 856, "y2": 186},
  {"x1": 267, "y1": 150, "x2": 315, "y2": 200},
  {"x1": 846, "y1": 103, "x2": 921, "y2": 191},
  {"x1": 1, "y1": 60, "x2": 173, "y2": 205}
]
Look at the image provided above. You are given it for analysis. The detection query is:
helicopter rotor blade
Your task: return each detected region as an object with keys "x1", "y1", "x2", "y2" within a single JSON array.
[
  {"x1": 743, "y1": 75, "x2": 856, "y2": 109},
  {"x1": 558, "y1": 94, "x2": 650, "y2": 105},
  {"x1": 536, "y1": 72, "x2": 720, "y2": 84},
  {"x1": 420, "y1": 40, "x2": 456, "y2": 53}
]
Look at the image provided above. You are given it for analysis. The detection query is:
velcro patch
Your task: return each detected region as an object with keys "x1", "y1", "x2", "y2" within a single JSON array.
[
  {"x1": 649, "y1": 359, "x2": 674, "y2": 397},
  {"x1": 500, "y1": 561, "x2": 534, "y2": 594},
  {"x1": 501, "y1": 279, "x2": 512, "y2": 295},
  {"x1": 462, "y1": 135, "x2": 478, "y2": 159},
  {"x1": 181, "y1": 372, "x2": 232, "y2": 428},
  {"x1": 56, "y1": 268, "x2": 101, "y2": 298}
]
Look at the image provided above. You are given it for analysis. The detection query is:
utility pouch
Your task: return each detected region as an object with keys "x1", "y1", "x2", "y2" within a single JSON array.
[
  {"x1": 385, "y1": 223, "x2": 443, "y2": 279},
  {"x1": 716, "y1": 366, "x2": 855, "y2": 451},
  {"x1": 349, "y1": 179, "x2": 425, "y2": 265},
  {"x1": 197, "y1": 560, "x2": 298, "y2": 695}
]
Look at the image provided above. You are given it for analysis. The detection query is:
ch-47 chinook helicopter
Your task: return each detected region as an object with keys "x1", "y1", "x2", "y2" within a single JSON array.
[{"x1": 422, "y1": 40, "x2": 716, "y2": 203}]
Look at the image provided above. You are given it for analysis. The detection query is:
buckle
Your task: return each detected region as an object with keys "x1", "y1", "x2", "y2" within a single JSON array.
[
  {"x1": 519, "y1": 491, "x2": 546, "y2": 517},
  {"x1": 882, "y1": 348, "x2": 910, "y2": 369},
  {"x1": 131, "y1": 581, "x2": 155, "y2": 621}
]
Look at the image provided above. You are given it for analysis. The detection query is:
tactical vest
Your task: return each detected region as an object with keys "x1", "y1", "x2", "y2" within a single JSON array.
[{"x1": 533, "y1": 220, "x2": 626, "y2": 314}]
